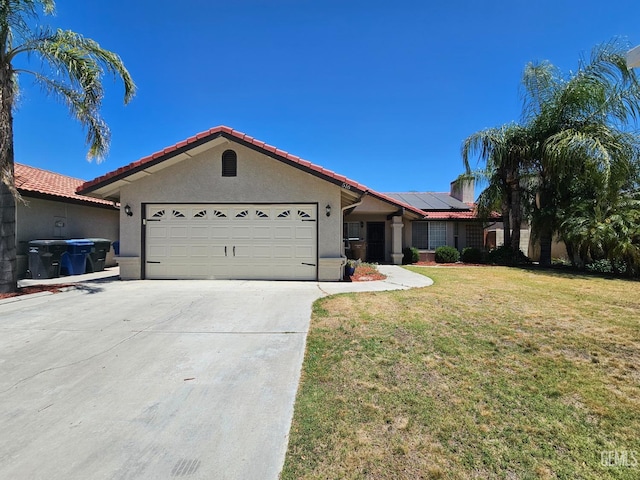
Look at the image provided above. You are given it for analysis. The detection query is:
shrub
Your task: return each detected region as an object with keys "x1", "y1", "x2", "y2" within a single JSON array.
[
  {"x1": 435, "y1": 245, "x2": 460, "y2": 263},
  {"x1": 486, "y1": 245, "x2": 530, "y2": 266},
  {"x1": 461, "y1": 247, "x2": 484, "y2": 264},
  {"x1": 585, "y1": 258, "x2": 628, "y2": 275},
  {"x1": 402, "y1": 247, "x2": 420, "y2": 265}
]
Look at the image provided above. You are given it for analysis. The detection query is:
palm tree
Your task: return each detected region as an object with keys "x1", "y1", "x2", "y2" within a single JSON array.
[
  {"x1": 0, "y1": 1, "x2": 136, "y2": 293},
  {"x1": 521, "y1": 40, "x2": 640, "y2": 266},
  {"x1": 461, "y1": 123, "x2": 532, "y2": 252}
]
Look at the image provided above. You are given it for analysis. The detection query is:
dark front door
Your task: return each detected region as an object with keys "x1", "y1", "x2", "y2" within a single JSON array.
[{"x1": 366, "y1": 222, "x2": 385, "y2": 263}]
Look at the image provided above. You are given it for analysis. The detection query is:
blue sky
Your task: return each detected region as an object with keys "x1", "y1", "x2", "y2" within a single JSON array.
[{"x1": 12, "y1": 0, "x2": 640, "y2": 193}]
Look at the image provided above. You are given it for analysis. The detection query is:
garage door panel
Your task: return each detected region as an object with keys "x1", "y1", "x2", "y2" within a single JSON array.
[
  {"x1": 252, "y1": 226, "x2": 272, "y2": 239},
  {"x1": 295, "y1": 227, "x2": 314, "y2": 239},
  {"x1": 231, "y1": 226, "x2": 251, "y2": 238},
  {"x1": 190, "y1": 226, "x2": 210, "y2": 238},
  {"x1": 145, "y1": 203, "x2": 317, "y2": 280},
  {"x1": 274, "y1": 226, "x2": 293, "y2": 238},
  {"x1": 211, "y1": 226, "x2": 231, "y2": 238},
  {"x1": 169, "y1": 226, "x2": 189, "y2": 238}
]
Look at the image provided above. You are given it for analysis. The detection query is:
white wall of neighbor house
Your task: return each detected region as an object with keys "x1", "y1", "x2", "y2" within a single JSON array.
[
  {"x1": 118, "y1": 141, "x2": 344, "y2": 280},
  {"x1": 16, "y1": 196, "x2": 119, "y2": 277}
]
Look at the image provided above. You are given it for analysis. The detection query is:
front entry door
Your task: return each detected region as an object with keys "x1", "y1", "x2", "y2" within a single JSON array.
[{"x1": 366, "y1": 222, "x2": 385, "y2": 263}]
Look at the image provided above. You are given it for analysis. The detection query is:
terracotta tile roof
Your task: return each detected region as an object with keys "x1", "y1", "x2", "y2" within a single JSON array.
[
  {"x1": 77, "y1": 125, "x2": 427, "y2": 218},
  {"x1": 15, "y1": 163, "x2": 117, "y2": 208},
  {"x1": 423, "y1": 206, "x2": 500, "y2": 220}
]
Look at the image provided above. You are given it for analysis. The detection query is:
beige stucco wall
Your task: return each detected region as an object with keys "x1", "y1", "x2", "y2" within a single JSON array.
[
  {"x1": 16, "y1": 196, "x2": 119, "y2": 278},
  {"x1": 117, "y1": 141, "x2": 344, "y2": 280},
  {"x1": 344, "y1": 195, "x2": 409, "y2": 263}
]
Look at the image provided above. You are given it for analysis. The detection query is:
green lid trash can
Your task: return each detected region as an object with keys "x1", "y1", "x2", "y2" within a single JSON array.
[
  {"x1": 84, "y1": 238, "x2": 112, "y2": 273},
  {"x1": 27, "y1": 240, "x2": 68, "y2": 279}
]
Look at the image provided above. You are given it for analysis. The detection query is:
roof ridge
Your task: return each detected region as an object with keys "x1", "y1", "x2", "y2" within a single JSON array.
[{"x1": 76, "y1": 125, "x2": 428, "y2": 217}]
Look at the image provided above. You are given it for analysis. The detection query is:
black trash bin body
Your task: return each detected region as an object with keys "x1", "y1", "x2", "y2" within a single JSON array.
[
  {"x1": 84, "y1": 238, "x2": 112, "y2": 272},
  {"x1": 27, "y1": 240, "x2": 68, "y2": 279}
]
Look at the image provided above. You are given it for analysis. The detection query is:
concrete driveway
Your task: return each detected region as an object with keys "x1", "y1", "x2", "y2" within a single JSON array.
[{"x1": 0, "y1": 266, "x2": 431, "y2": 480}]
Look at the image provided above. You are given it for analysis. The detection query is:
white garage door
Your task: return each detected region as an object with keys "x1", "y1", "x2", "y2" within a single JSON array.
[{"x1": 144, "y1": 204, "x2": 317, "y2": 280}]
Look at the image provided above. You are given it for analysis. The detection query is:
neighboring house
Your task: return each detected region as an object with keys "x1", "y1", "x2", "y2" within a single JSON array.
[
  {"x1": 76, "y1": 126, "x2": 493, "y2": 281},
  {"x1": 14, "y1": 163, "x2": 120, "y2": 278}
]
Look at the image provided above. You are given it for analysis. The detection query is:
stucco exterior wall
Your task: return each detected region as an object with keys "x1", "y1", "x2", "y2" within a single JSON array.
[
  {"x1": 16, "y1": 196, "x2": 119, "y2": 278},
  {"x1": 117, "y1": 141, "x2": 344, "y2": 280}
]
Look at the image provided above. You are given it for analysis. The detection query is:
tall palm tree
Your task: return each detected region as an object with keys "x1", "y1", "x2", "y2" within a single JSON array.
[
  {"x1": 0, "y1": 1, "x2": 136, "y2": 293},
  {"x1": 462, "y1": 123, "x2": 532, "y2": 252},
  {"x1": 521, "y1": 41, "x2": 640, "y2": 266}
]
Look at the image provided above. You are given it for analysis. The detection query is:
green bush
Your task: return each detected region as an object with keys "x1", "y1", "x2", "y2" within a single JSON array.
[
  {"x1": 402, "y1": 247, "x2": 420, "y2": 265},
  {"x1": 461, "y1": 247, "x2": 484, "y2": 264},
  {"x1": 585, "y1": 258, "x2": 628, "y2": 275},
  {"x1": 486, "y1": 245, "x2": 530, "y2": 266},
  {"x1": 435, "y1": 245, "x2": 460, "y2": 263}
]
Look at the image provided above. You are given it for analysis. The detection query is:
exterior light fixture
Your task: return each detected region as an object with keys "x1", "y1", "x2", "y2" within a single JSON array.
[
  {"x1": 325, "y1": 204, "x2": 331, "y2": 217},
  {"x1": 124, "y1": 204, "x2": 133, "y2": 216}
]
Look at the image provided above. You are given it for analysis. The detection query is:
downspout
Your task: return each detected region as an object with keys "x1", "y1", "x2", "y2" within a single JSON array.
[{"x1": 340, "y1": 192, "x2": 368, "y2": 266}]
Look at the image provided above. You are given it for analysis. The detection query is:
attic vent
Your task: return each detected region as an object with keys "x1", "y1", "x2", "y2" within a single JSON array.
[{"x1": 222, "y1": 150, "x2": 237, "y2": 177}]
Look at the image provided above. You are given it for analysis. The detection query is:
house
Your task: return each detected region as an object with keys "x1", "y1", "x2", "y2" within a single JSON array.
[
  {"x1": 14, "y1": 163, "x2": 120, "y2": 278},
  {"x1": 77, "y1": 126, "x2": 492, "y2": 281},
  {"x1": 344, "y1": 181, "x2": 496, "y2": 263}
]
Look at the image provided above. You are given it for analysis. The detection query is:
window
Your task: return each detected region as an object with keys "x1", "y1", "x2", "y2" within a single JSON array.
[
  {"x1": 411, "y1": 221, "x2": 447, "y2": 250},
  {"x1": 465, "y1": 223, "x2": 484, "y2": 248},
  {"x1": 428, "y1": 222, "x2": 447, "y2": 250},
  {"x1": 222, "y1": 150, "x2": 237, "y2": 177},
  {"x1": 343, "y1": 222, "x2": 361, "y2": 240},
  {"x1": 411, "y1": 222, "x2": 429, "y2": 249}
]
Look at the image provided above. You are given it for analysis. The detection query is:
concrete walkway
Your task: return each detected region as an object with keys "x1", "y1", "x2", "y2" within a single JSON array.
[{"x1": 0, "y1": 266, "x2": 432, "y2": 480}]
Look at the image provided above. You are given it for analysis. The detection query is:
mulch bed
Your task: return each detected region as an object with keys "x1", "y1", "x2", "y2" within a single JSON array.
[
  {"x1": 346, "y1": 264, "x2": 387, "y2": 282},
  {"x1": 0, "y1": 284, "x2": 76, "y2": 300}
]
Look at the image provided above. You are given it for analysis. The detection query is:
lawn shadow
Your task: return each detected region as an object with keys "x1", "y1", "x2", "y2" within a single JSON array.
[{"x1": 516, "y1": 264, "x2": 639, "y2": 282}]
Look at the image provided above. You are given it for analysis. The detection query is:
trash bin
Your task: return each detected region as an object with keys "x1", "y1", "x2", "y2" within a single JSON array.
[
  {"x1": 351, "y1": 241, "x2": 367, "y2": 261},
  {"x1": 60, "y1": 239, "x2": 94, "y2": 275},
  {"x1": 27, "y1": 240, "x2": 69, "y2": 279},
  {"x1": 84, "y1": 238, "x2": 111, "y2": 273},
  {"x1": 112, "y1": 240, "x2": 120, "y2": 256}
]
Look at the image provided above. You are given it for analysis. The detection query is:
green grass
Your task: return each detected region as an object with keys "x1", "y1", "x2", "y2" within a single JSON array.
[{"x1": 281, "y1": 266, "x2": 640, "y2": 479}]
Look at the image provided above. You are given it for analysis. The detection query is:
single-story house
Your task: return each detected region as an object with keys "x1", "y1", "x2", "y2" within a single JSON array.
[
  {"x1": 15, "y1": 163, "x2": 120, "y2": 278},
  {"x1": 343, "y1": 181, "x2": 496, "y2": 263},
  {"x1": 77, "y1": 126, "x2": 494, "y2": 281}
]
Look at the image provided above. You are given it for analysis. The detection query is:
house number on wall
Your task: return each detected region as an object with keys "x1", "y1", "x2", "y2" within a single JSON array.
[{"x1": 341, "y1": 183, "x2": 351, "y2": 190}]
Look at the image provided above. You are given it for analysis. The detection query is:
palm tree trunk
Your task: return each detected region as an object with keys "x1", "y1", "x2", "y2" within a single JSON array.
[
  {"x1": 501, "y1": 192, "x2": 511, "y2": 248},
  {"x1": 0, "y1": 61, "x2": 17, "y2": 293},
  {"x1": 539, "y1": 228, "x2": 553, "y2": 267},
  {"x1": 510, "y1": 181, "x2": 522, "y2": 252}
]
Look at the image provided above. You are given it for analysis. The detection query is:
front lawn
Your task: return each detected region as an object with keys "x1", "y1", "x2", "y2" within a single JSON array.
[{"x1": 281, "y1": 266, "x2": 640, "y2": 479}]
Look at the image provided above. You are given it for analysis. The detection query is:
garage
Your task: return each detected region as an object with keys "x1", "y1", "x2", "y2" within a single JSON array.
[{"x1": 144, "y1": 203, "x2": 318, "y2": 280}]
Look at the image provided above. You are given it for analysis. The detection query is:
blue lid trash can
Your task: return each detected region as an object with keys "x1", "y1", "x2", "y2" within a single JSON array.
[
  {"x1": 60, "y1": 239, "x2": 94, "y2": 275},
  {"x1": 84, "y1": 238, "x2": 112, "y2": 273},
  {"x1": 27, "y1": 240, "x2": 68, "y2": 279},
  {"x1": 112, "y1": 240, "x2": 120, "y2": 256}
]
